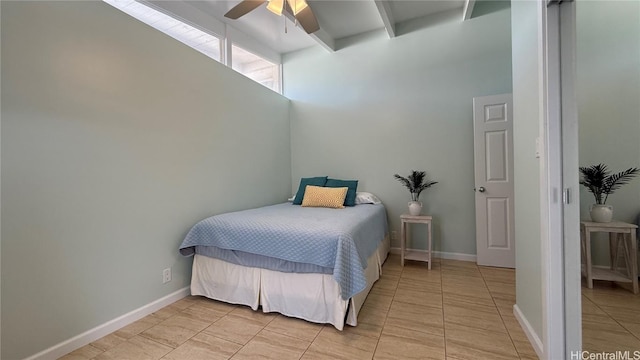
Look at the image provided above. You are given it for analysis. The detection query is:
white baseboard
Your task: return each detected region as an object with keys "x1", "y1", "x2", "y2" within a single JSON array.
[
  {"x1": 389, "y1": 247, "x2": 477, "y2": 262},
  {"x1": 25, "y1": 287, "x2": 190, "y2": 360},
  {"x1": 513, "y1": 304, "x2": 544, "y2": 359}
]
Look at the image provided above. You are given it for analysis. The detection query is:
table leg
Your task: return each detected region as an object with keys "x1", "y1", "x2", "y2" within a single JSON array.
[
  {"x1": 400, "y1": 220, "x2": 405, "y2": 267},
  {"x1": 621, "y1": 233, "x2": 630, "y2": 277},
  {"x1": 427, "y1": 220, "x2": 432, "y2": 270},
  {"x1": 586, "y1": 230, "x2": 593, "y2": 289},
  {"x1": 610, "y1": 233, "x2": 618, "y2": 271},
  {"x1": 631, "y1": 231, "x2": 638, "y2": 294}
]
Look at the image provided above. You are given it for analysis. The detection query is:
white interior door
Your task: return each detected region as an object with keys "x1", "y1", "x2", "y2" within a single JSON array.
[{"x1": 473, "y1": 94, "x2": 515, "y2": 268}]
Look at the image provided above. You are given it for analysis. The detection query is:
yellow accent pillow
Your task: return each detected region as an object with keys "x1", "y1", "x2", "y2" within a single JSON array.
[{"x1": 301, "y1": 185, "x2": 348, "y2": 209}]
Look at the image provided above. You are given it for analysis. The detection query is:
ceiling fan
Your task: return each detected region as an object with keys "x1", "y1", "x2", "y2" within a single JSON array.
[{"x1": 224, "y1": 0, "x2": 320, "y2": 34}]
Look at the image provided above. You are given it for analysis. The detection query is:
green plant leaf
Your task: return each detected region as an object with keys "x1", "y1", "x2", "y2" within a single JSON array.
[
  {"x1": 579, "y1": 163, "x2": 639, "y2": 204},
  {"x1": 602, "y1": 167, "x2": 640, "y2": 203},
  {"x1": 394, "y1": 170, "x2": 437, "y2": 199},
  {"x1": 393, "y1": 174, "x2": 414, "y2": 193}
]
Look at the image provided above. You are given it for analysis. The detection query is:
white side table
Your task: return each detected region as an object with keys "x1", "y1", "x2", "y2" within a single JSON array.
[
  {"x1": 400, "y1": 214, "x2": 433, "y2": 269},
  {"x1": 580, "y1": 221, "x2": 638, "y2": 294}
]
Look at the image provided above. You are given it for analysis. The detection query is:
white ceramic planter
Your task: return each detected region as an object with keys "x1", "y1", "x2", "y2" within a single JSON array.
[
  {"x1": 408, "y1": 201, "x2": 423, "y2": 216},
  {"x1": 590, "y1": 204, "x2": 613, "y2": 223}
]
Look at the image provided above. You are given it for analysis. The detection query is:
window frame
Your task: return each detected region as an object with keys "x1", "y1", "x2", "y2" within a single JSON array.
[{"x1": 104, "y1": 0, "x2": 283, "y2": 94}]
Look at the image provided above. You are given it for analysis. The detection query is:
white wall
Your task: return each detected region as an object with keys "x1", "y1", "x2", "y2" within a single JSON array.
[
  {"x1": 577, "y1": 1, "x2": 640, "y2": 266},
  {"x1": 511, "y1": 0, "x2": 543, "y2": 339},
  {"x1": 283, "y1": 7, "x2": 512, "y2": 257},
  {"x1": 1, "y1": 2, "x2": 290, "y2": 359}
]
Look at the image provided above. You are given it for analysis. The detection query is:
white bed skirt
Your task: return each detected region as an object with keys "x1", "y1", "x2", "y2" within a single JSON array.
[{"x1": 190, "y1": 234, "x2": 390, "y2": 330}]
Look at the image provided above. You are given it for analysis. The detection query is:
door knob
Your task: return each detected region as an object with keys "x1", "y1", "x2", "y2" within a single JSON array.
[{"x1": 478, "y1": 187, "x2": 486, "y2": 193}]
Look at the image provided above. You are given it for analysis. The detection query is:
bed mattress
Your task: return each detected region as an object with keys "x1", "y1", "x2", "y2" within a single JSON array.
[
  {"x1": 180, "y1": 202, "x2": 388, "y2": 299},
  {"x1": 195, "y1": 245, "x2": 333, "y2": 274}
]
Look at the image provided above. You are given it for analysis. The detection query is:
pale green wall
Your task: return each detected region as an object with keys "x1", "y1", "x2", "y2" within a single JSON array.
[
  {"x1": 283, "y1": 8, "x2": 512, "y2": 255},
  {"x1": 0, "y1": 2, "x2": 3, "y2": 356},
  {"x1": 1, "y1": 2, "x2": 291, "y2": 359},
  {"x1": 577, "y1": 1, "x2": 640, "y2": 266},
  {"x1": 511, "y1": 0, "x2": 542, "y2": 338}
]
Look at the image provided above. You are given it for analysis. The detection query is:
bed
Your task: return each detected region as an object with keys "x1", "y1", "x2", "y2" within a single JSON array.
[{"x1": 179, "y1": 200, "x2": 389, "y2": 330}]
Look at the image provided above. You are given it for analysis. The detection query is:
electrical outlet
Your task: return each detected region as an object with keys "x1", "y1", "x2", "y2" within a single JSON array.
[
  {"x1": 391, "y1": 231, "x2": 398, "y2": 240},
  {"x1": 163, "y1": 268, "x2": 171, "y2": 284}
]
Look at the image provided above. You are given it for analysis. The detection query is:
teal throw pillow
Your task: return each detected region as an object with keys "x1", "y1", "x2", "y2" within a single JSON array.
[
  {"x1": 325, "y1": 178, "x2": 358, "y2": 206},
  {"x1": 293, "y1": 176, "x2": 328, "y2": 205}
]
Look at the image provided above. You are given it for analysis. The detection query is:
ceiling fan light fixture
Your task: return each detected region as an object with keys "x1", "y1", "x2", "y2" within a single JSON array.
[
  {"x1": 286, "y1": 0, "x2": 308, "y2": 15},
  {"x1": 266, "y1": 0, "x2": 285, "y2": 15},
  {"x1": 224, "y1": 0, "x2": 319, "y2": 34}
]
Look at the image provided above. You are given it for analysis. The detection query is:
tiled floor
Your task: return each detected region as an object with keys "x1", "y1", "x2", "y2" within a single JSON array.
[
  {"x1": 582, "y1": 280, "x2": 640, "y2": 353},
  {"x1": 60, "y1": 255, "x2": 537, "y2": 360}
]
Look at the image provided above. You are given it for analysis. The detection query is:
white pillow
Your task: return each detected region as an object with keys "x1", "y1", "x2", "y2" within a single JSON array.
[
  {"x1": 355, "y1": 192, "x2": 381, "y2": 205},
  {"x1": 287, "y1": 195, "x2": 295, "y2": 202}
]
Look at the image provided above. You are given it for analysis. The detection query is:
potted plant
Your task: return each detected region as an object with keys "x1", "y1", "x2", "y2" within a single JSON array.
[
  {"x1": 579, "y1": 163, "x2": 640, "y2": 222},
  {"x1": 394, "y1": 170, "x2": 438, "y2": 215}
]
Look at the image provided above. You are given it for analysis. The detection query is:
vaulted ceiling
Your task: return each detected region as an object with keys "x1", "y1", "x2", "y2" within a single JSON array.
[{"x1": 142, "y1": 0, "x2": 478, "y2": 55}]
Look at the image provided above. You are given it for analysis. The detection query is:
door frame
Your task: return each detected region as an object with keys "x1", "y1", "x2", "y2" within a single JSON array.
[
  {"x1": 540, "y1": 1, "x2": 565, "y2": 356},
  {"x1": 558, "y1": 0, "x2": 581, "y2": 356},
  {"x1": 541, "y1": 0, "x2": 580, "y2": 358}
]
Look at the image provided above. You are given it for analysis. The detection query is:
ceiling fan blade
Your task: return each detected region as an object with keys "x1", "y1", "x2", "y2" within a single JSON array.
[
  {"x1": 224, "y1": 0, "x2": 267, "y2": 19},
  {"x1": 295, "y1": 5, "x2": 320, "y2": 34}
]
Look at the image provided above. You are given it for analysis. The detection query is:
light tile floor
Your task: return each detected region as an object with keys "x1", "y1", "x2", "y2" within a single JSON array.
[
  {"x1": 60, "y1": 256, "x2": 539, "y2": 360},
  {"x1": 581, "y1": 279, "x2": 640, "y2": 353}
]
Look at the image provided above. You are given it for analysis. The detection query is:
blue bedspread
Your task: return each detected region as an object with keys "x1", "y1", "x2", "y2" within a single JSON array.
[{"x1": 179, "y1": 203, "x2": 388, "y2": 299}]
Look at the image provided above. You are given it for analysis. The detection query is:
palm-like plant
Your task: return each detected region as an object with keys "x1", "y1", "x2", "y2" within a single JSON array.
[
  {"x1": 394, "y1": 170, "x2": 438, "y2": 201},
  {"x1": 579, "y1": 163, "x2": 640, "y2": 204}
]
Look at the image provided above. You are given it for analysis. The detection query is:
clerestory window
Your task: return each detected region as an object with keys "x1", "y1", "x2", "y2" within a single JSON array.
[{"x1": 104, "y1": 0, "x2": 282, "y2": 94}]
